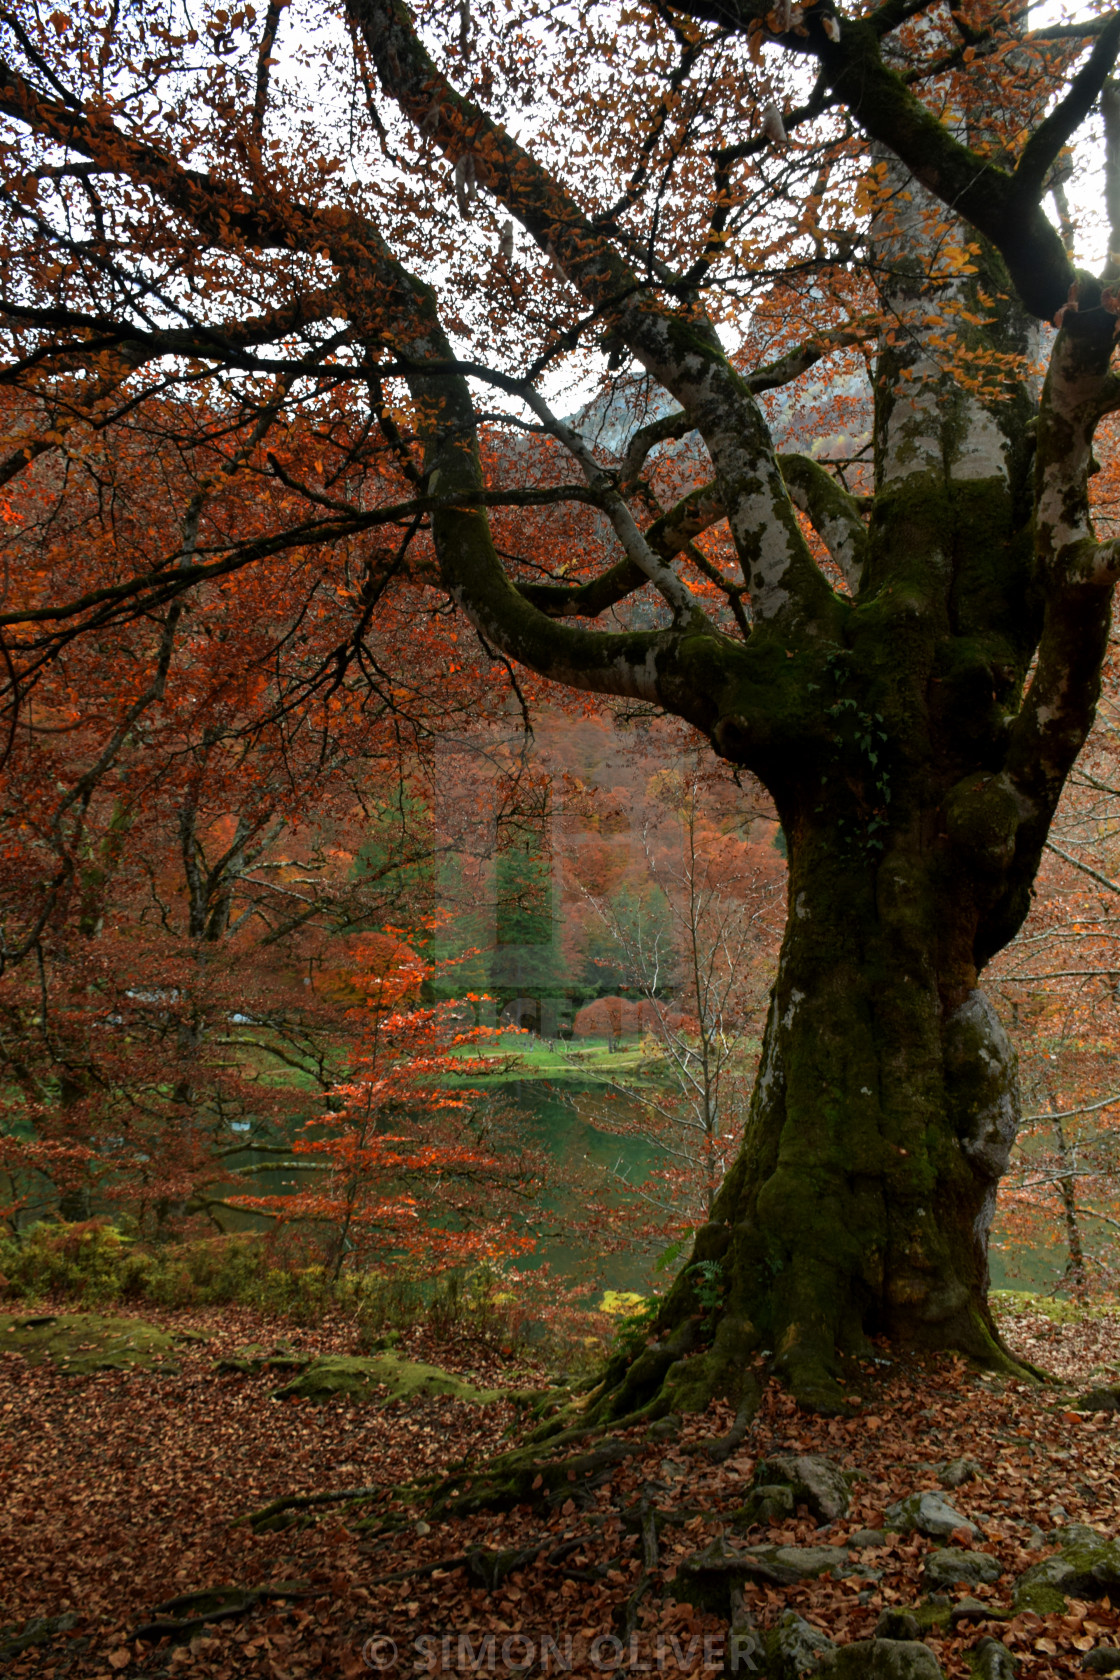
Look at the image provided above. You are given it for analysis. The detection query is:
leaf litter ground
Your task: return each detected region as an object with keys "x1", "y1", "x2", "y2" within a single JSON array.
[{"x1": 1, "y1": 1299, "x2": 1119, "y2": 1678}]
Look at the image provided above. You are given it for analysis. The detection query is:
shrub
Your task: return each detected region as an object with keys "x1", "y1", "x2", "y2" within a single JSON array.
[{"x1": 0, "y1": 1220, "x2": 610, "y2": 1375}]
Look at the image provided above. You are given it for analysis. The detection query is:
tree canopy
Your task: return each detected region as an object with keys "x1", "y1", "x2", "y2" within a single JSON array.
[{"x1": 7, "y1": 0, "x2": 1120, "y2": 1410}]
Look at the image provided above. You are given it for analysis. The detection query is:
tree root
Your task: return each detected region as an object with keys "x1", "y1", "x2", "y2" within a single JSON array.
[
  {"x1": 131, "y1": 1582, "x2": 315, "y2": 1645},
  {"x1": 235, "y1": 1484, "x2": 400, "y2": 1532},
  {"x1": 430, "y1": 1432, "x2": 643, "y2": 1517},
  {"x1": 704, "y1": 1383, "x2": 762, "y2": 1462},
  {"x1": 615, "y1": 1492, "x2": 660, "y2": 1641}
]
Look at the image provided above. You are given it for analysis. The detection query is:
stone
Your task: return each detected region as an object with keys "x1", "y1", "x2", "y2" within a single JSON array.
[
  {"x1": 764, "y1": 1610, "x2": 835, "y2": 1680},
  {"x1": 1056, "y1": 1524, "x2": 1110, "y2": 1549},
  {"x1": 732, "y1": 1483, "x2": 796, "y2": 1528},
  {"x1": 968, "y1": 1637, "x2": 1017, "y2": 1679},
  {"x1": 949, "y1": 1598, "x2": 1002, "y2": 1626},
  {"x1": 675, "y1": 1539, "x2": 849, "y2": 1616},
  {"x1": 1013, "y1": 1535, "x2": 1120, "y2": 1614},
  {"x1": 875, "y1": 1610, "x2": 921, "y2": 1640},
  {"x1": 0, "y1": 1613, "x2": 81, "y2": 1663},
  {"x1": 272, "y1": 1353, "x2": 500, "y2": 1406},
  {"x1": 0, "y1": 1312, "x2": 179, "y2": 1375},
  {"x1": 1072, "y1": 1386, "x2": 1120, "y2": 1413},
  {"x1": 1083, "y1": 1651, "x2": 1120, "y2": 1674},
  {"x1": 885, "y1": 1491, "x2": 982, "y2": 1542},
  {"x1": 923, "y1": 1549, "x2": 1003, "y2": 1589},
  {"x1": 910, "y1": 1603, "x2": 952, "y2": 1635},
  {"x1": 752, "y1": 1454, "x2": 852, "y2": 1523},
  {"x1": 849, "y1": 1529, "x2": 890, "y2": 1549},
  {"x1": 819, "y1": 1639, "x2": 943, "y2": 1678},
  {"x1": 939, "y1": 1458, "x2": 981, "y2": 1489},
  {"x1": 755, "y1": 1545, "x2": 852, "y2": 1581}
]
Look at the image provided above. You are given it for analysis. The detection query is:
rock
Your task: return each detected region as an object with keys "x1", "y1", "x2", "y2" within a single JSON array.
[
  {"x1": 1013, "y1": 1534, "x2": 1120, "y2": 1614},
  {"x1": 765, "y1": 1610, "x2": 835, "y2": 1679},
  {"x1": 1083, "y1": 1651, "x2": 1120, "y2": 1674},
  {"x1": 0, "y1": 1613, "x2": 81, "y2": 1663},
  {"x1": 272, "y1": 1353, "x2": 500, "y2": 1406},
  {"x1": 1056, "y1": 1524, "x2": 1110, "y2": 1549},
  {"x1": 968, "y1": 1636, "x2": 1017, "y2": 1678},
  {"x1": 753, "y1": 1545, "x2": 851, "y2": 1581},
  {"x1": 939, "y1": 1458, "x2": 981, "y2": 1489},
  {"x1": 752, "y1": 1454, "x2": 852, "y2": 1523},
  {"x1": 849, "y1": 1529, "x2": 890, "y2": 1549},
  {"x1": 910, "y1": 1603, "x2": 952, "y2": 1635},
  {"x1": 875, "y1": 1610, "x2": 921, "y2": 1640},
  {"x1": 949, "y1": 1598, "x2": 1002, "y2": 1626},
  {"x1": 0, "y1": 1312, "x2": 179, "y2": 1375},
  {"x1": 923, "y1": 1549, "x2": 1003, "y2": 1589},
  {"x1": 885, "y1": 1491, "x2": 982, "y2": 1542},
  {"x1": 819, "y1": 1639, "x2": 943, "y2": 1678},
  {"x1": 1072, "y1": 1386, "x2": 1120, "y2": 1413},
  {"x1": 732, "y1": 1484, "x2": 795, "y2": 1528},
  {"x1": 674, "y1": 1539, "x2": 849, "y2": 1616}
]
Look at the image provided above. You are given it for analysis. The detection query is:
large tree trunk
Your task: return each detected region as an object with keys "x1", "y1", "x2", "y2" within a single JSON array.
[
  {"x1": 592, "y1": 781, "x2": 1036, "y2": 1416},
  {"x1": 657, "y1": 835, "x2": 1022, "y2": 1413},
  {"x1": 587, "y1": 211, "x2": 1115, "y2": 1416}
]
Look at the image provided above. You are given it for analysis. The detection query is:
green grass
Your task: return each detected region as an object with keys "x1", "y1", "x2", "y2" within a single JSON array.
[
  {"x1": 991, "y1": 1288, "x2": 1120, "y2": 1324},
  {"x1": 445, "y1": 1034, "x2": 652, "y2": 1083}
]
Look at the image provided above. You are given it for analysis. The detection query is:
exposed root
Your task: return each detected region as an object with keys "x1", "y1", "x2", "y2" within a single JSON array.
[
  {"x1": 363, "y1": 1534, "x2": 587, "y2": 1592},
  {"x1": 430, "y1": 1432, "x2": 643, "y2": 1517},
  {"x1": 235, "y1": 1484, "x2": 399, "y2": 1532},
  {"x1": 705, "y1": 1387, "x2": 761, "y2": 1463},
  {"x1": 131, "y1": 1582, "x2": 315, "y2": 1645},
  {"x1": 616, "y1": 1491, "x2": 660, "y2": 1641}
]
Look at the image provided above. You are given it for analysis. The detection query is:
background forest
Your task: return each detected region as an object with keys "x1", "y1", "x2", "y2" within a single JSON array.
[{"x1": 4, "y1": 381, "x2": 1120, "y2": 1318}]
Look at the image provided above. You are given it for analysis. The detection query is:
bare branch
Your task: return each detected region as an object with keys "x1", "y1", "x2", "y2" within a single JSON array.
[
  {"x1": 1045, "y1": 839, "x2": 1120, "y2": 895},
  {"x1": 1014, "y1": 16, "x2": 1120, "y2": 206}
]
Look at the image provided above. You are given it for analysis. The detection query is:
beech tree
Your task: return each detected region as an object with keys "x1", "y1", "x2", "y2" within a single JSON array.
[{"x1": 4, "y1": 0, "x2": 1120, "y2": 1411}]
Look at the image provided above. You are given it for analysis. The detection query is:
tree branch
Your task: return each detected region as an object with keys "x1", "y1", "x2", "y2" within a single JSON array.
[
  {"x1": 347, "y1": 0, "x2": 835, "y2": 631},
  {"x1": 779, "y1": 454, "x2": 868, "y2": 590},
  {"x1": 1014, "y1": 15, "x2": 1120, "y2": 207}
]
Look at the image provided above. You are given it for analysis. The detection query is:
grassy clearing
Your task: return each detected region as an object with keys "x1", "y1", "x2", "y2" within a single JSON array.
[
  {"x1": 0, "y1": 1218, "x2": 614, "y2": 1380},
  {"x1": 991, "y1": 1287, "x2": 1120, "y2": 1324}
]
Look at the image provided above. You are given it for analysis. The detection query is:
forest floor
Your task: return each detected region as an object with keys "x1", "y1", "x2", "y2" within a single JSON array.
[{"x1": 1, "y1": 1296, "x2": 1119, "y2": 1679}]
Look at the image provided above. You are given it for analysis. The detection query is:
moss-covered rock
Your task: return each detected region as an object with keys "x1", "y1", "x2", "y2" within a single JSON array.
[
  {"x1": 885, "y1": 1491, "x2": 982, "y2": 1541},
  {"x1": 0, "y1": 1312, "x2": 180, "y2": 1374},
  {"x1": 819, "y1": 1639, "x2": 943, "y2": 1678},
  {"x1": 0, "y1": 1612, "x2": 81, "y2": 1664},
  {"x1": 937, "y1": 1458, "x2": 981, "y2": 1489},
  {"x1": 910, "y1": 1602, "x2": 952, "y2": 1635},
  {"x1": 1082, "y1": 1650, "x2": 1120, "y2": 1674},
  {"x1": 923, "y1": 1549, "x2": 1003, "y2": 1589},
  {"x1": 1013, "y1": 1534, "x2": 1120, "y2": 1613},
  {"x1": 272, "y1": 1353, "x2": 501, "y2": 1405},
  {"x1": 750, "y1": 1453, "x2": 853, "y2": 1523},
  {"x1": 1072, "y1": 1385, "x2": 1120, "y2": 1413},
  {"x1": 966, "y1": 1637, "x2": 1017, "y2": 1679},
  {"x1": 1010, "y1": 1580, "x2": 1068, "y2": 1616},
  {"x1": 765, "y1": 1609, "x2": 835, "y2": 1678},
  {"x1": 675, "y1": 1538, "x2": 850, "y2": 1616},
  {"x1": 731, "y1": 1484, "x2": 796, "y2": 1529},
  {"x1": 874, "y1": 1610, "x2": 921, "y2": 1641}
]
